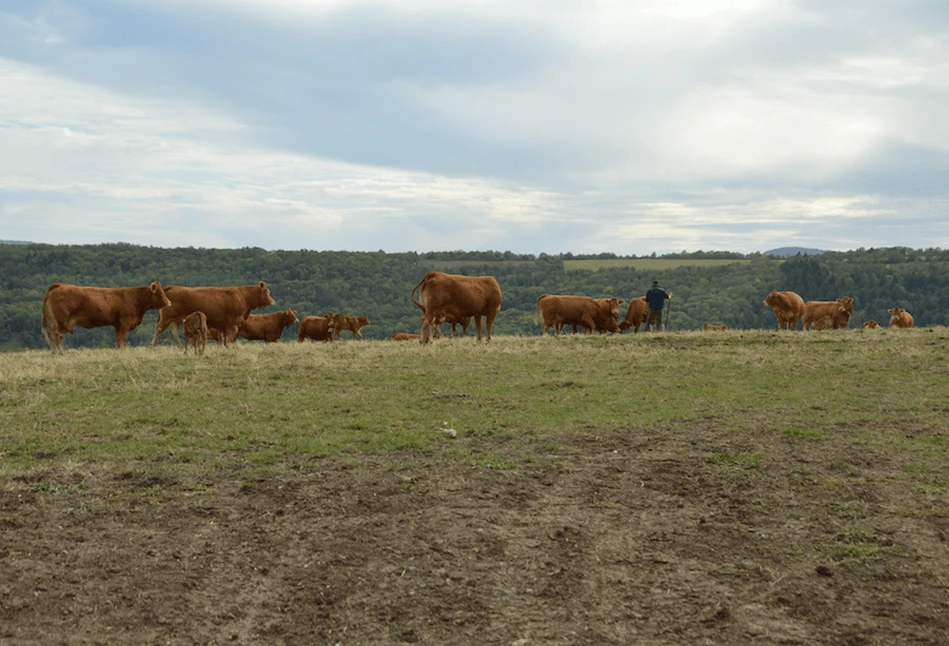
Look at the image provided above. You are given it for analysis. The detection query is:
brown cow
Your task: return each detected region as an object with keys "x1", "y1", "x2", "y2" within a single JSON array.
[
  {"x1": 183, "y1": 311, "x2": 209, "y2": 355},
  {"x1": 863, "y1": 320, "x2": 882, "y2": 329},
  {"x1": 207, "y1": 327, "x2": 228, "y2": 344},
  {"x1": 803, "y1": 296, "x2": 854, "y2": 330},
  {"x1": 619, "y1": 296, "x2": 648, "y2": 333},
  {"x1": 888, "y1": 307, "x2": 914, "y2": 328},
  {"x1": 238, "y1": 308, "x2": 298, "y2": 343},
  {"x1": 298, "y1": 313, "x2": 337, "y2": 342},
  {"x1": 151, "y1": 282, "x2": 275, "y2": 347},
  {"x1": 42, "y1": 281, "x2": 171, "y2": 353},
  {"x1": 702, "y1": 323, "x2": 728, "y2": 331},
  {"x1": 429, "y1": 311, "x2": 471, "y2": 338},
  {"x1": 535, "y1": 295, "x2": 623, "y2": 335},
  {"x1": 391, "y1": 332, "x2": 421, "y2": 341},
  {"x1": 567, "y1": 298, "x2": 624, "y2": 334},
  {"x1": 412, "y1": 272, "x2": 502, "y2": 343},
  {"x1": 333, "y1": 315, "x2": 371, "y2": 340},
  {"x1": 811, "y1": 308, "x2": 851, "y2": 330},
  {"x1": 763, "y1": 289, "x2": 805, "y2": 330}
]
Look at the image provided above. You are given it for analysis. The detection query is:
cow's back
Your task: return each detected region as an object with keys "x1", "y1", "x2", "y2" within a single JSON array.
[
  {"x1": 423, "y1": 273, "x2": 502, "y2": 317},
  {"x1": 163, "y1": 286, "x2": 244, "y2": 326}
]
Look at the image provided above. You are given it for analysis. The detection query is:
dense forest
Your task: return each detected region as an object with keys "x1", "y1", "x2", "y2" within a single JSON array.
[{"x1": 1, "y1": 243, "x2": 946, "y2": 350}]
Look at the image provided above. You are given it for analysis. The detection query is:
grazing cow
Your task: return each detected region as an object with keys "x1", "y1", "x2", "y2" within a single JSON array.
[
  {"x1": 333, "y1": 315, "x2": 371, "y2": 340},
  {"x1": 412, "y1": 272, "x2": 502, "y2": 343},
  {"x1": 619, "y1": 296, "x2": 649, "y2": 333},
  {"x1": 238, "y1": 308, "x2": 298, "y2": 343},
  {"x1": 763, "y1": 289, "x2": 805, "y2": 330},
  {"x1": 151, "y1": 282, "x2": 276, "y2": 347},
  {"x1": 567, "y1": 298, "x2": 624, "y2": 334},
  {"x1": 391, "y1": 332, "x2": 421, "y2": 341},
  {"x1": 702, "y1": 323, "x2": 728, "y2": 331},
  {"x1": 888, "y1": 307, "x2": 914, "y2": 328},
  {"x1": 864, "y1": 320, "x2": 882, "y2": 329},
  {"x1": 803, "y1": 296, "x2": 854, "y2": 330},
  {"x1": 42, "y1": 281, "x2": 171, "y2": 353},
  {"x1": 298, "y1": 313, "x2": 337, "y2": 342},
  {"x1": 535, "y1": 295, "x2": 623, "y2": 335},
  {"x1": 183, "y1": 311, "x2": 209, "y2": 355}
]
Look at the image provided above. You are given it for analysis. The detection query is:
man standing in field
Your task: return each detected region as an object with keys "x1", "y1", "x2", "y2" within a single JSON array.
[{"x1": 645, "y1": 280, "x2": 672, "y2": 332}]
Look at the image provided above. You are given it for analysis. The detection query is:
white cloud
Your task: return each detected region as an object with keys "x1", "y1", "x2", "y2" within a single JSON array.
[{"x1": 2, "y1": 1, "x2": 949, "y2": 254}]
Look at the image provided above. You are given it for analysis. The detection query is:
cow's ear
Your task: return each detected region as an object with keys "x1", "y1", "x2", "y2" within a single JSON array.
[
  {"x1": 259, "y1": 281, "x2": 267, "y2": 289},
  {"x1": 618, "y1": 299, "x2": 625, "y2": 305},
  {"x1": 150, "y1": 282, "x2": 159, "y2": 293}
]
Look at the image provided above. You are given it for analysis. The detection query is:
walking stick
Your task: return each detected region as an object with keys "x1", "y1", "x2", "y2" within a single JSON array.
[{"x1": 664, "y1": 298, "x2": 672, "y2": 332}]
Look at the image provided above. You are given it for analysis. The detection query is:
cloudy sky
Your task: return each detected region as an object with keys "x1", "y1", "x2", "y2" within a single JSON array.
[{"x1": 2, "y1": 0, "x2": 948, "y2": 255}]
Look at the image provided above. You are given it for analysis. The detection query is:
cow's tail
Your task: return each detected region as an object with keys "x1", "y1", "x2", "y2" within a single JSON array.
[
  {"x1": 534, "y1": 294, "x2": 550, "y2": 325},
  {"x1": 411, "y1": 273, "x2": 434, "y2": 311},
  {"x1": 40, "y1": 283, "x2": 63, "y2": 349}
]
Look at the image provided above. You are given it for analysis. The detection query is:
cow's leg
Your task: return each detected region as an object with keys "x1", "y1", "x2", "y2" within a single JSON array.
[
  {"x1": 153, "y1": 317, "x2": 185, "y2": 348},
  {"x1": 474, "y1": 316, "x2": 483, "y2": 342},
  {"x1": 151, "y1": 316, "x2": 170, "y2": 346},
  {"x1": 484, "y1": 312, "x2": 496, "y2": 342},
  {"x1": 420, "y1": 314, "x2": 434, "y2": 343},
  {"x1": 114, "y1": 326, "x2": 130, "y2": 349},
  {"x1": 51, "y1": 325, "x2": 65, "y2": 353}
]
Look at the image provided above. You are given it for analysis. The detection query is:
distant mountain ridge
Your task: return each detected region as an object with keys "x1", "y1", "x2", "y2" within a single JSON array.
[{"x1": 763, "y1": 247, "x2": 826, "y2": 257}]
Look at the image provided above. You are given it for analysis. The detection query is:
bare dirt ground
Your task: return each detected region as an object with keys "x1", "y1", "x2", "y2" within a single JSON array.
[{"x1": 2, "y1": 424, "x2": 948, "y2": 645}]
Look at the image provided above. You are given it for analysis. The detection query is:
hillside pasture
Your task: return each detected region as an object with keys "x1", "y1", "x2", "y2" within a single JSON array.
[
  {"x1": 564, "y1": 258, "x2": 763, "y2": 271},
  {"x1": 1, "y1": 330, "x2": 948, "y2": 644}
]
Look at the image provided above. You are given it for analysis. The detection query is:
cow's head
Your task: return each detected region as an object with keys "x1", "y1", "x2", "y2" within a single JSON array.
[
  {"x1": 763, "y1": 289, "x2": 778, "y2": 306},
  {"x1": 610, "y1": 297, "x2": 621, "y2": 316},
  {"x1": 837, "y1": 296, "x2": 854, "y2": 313},
  {"x1": 888, "y1": 307, "x2": 903, "y2": 316},
  {"x1": 357, "y1": 316, "x2": 370, "y2": 326},
  {"x1": 284, "y1": 308, "x2": 299, "y2": 325},
  {"x1": 864, "y1": 320, "x2": 880, "y2": 329},
  {"x1": 324, "y1": 312, "x2": 336, "y2": 329},
  {"x1": 258, "y1": 281, "x2": 276, "y2": 306},
  {"x1": 150, "y1": 281, "x2": 172, "y2": 308}
]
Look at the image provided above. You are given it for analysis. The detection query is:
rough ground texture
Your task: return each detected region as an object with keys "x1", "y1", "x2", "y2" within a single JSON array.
[{"x1": 2, "y1": 425, "x2": 948, "y2": 645}]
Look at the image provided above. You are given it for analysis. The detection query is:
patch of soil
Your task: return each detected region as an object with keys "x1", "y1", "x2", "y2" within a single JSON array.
[{"x1": 2, "y1": 426, "x2": 948, "y2": 645}]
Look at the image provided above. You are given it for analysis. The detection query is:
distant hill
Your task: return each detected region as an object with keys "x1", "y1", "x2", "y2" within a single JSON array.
[
  {"x1": 763, "y1": 247, "x2": 826, "y2": 257},
  {"x1": 0, "y1": 240, "x2": 33, "y2": 245}
]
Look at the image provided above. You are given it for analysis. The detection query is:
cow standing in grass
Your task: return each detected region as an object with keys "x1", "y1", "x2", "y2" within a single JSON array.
[
  {"x1": 183, "y1": 311, "x2": 209, "y2": 355},
  {"x1": 763, "y1": 289, "x2": 804, "y2": 330},
  {"x1": 536, "y1": 295, "x2": 622, "y2": 335},
  {"x1": 412, "y1": 272, "x2": 502, "y2": 343},
  {"x1": 298, "y1": 313, "x2": 337, "y2": 342},
  {"x1": 42, "y1": 282, "x2": 171, "y2": 353},
  {"x1": 238, "y1": 308, "x2": 298, "y2": 343},
  {"x1": 619, "y1": 296, "x2": 649, "y2": 333},
  {"x1": 151, "y1": 282, "x2": 276, "y2": 348},
  {"x1": 803, "y1": 297, "x2": 854, "y2": 330}
]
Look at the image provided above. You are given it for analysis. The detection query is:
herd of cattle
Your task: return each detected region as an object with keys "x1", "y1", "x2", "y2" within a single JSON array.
[
  {"x1": 38, "y1": 273, "x2": 916, "y2": 353},
  {"x1": 762, "y1": 289, "x2": 914, "y2": 332}
]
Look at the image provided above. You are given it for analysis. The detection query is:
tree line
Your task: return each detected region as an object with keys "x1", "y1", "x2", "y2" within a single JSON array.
[{"x1": 1, "y1": 243, "x2": 946, "y2": 350}]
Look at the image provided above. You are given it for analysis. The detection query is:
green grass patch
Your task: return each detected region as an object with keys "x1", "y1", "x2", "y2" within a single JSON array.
[{"x1": 2, "y1": 330, "x2": 948, "y2": 501}]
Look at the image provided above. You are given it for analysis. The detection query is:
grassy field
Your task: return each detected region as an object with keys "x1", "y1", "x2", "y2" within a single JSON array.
[
  {"x1": 5, "y1": 329, "x2": 945, "y2": 476},
  {"x1": 2, "y1": 329, "x2": 948, "y2": 643}
]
